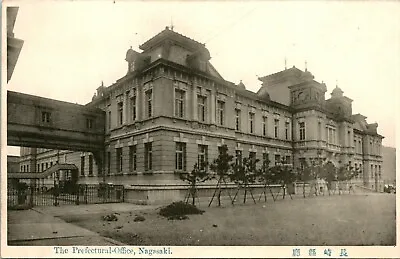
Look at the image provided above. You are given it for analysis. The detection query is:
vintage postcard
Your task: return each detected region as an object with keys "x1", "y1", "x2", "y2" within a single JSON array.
[{"x1": 1, "y1": 0, "x2": 399, "y2": 258}]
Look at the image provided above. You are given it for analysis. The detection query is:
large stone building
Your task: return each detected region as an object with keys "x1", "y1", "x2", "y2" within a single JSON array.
[{"x1": 19, "y1": 27, "x2": 384, "y2": 191}]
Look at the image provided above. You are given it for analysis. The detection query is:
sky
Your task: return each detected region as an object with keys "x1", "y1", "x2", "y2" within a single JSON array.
[{"x1": 5, "y1": 1, "x2": 399, "y2": 155}]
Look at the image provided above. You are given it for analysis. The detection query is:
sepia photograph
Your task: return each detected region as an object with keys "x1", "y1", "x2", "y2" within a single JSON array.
[{"x1": 2, "y1": 0, "x2": 399, "y2": 257}]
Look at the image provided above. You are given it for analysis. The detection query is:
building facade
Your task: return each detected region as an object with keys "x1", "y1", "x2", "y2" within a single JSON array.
[{"x1": 18, "y1": 27, "x2": 384, "y2": 191}]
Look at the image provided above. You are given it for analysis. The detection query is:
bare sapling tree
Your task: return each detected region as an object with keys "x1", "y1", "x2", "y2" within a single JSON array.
[
  {"x1": 256, "y1": 158, "x2": 276, "y2": 202},
  {"x1": 208, "y1": 145, "x2": 234, "y2": 207},
  {"x1": 230, "y1": 156, "x2": 259, "y2": 204},
  {"x1": 272, "y1": 161, "x2": 296, "y2": 200},
  {"x1": 179, "y1": 161, "x2": 211, "y2": 205},
  {"x1": 296, "y1": 160, "x2": 314, "y2": 198}
]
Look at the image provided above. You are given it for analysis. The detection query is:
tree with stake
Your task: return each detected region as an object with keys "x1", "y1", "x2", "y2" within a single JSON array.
[
  {"x1": 336, "y1": 162, "x2": 360, "y2": 195},
  {"x1": 208, "y1": 145, "x2": 234, "y2": 207},
  {"x1": 271, "y1": 161, "x2": 296, "y2": 200},
  {"x1": 296, "y1": 159, "x2": 314, "y2": 198},
  {"x1": 230, "y1": 156, "x2": 259, "y2": 204},
  {"x1": 179, "y1": 161, "x2": 211, "y2": 205},
  {"x1": 257, "y1": 158, "x2": 276, "y2": 202},
  {"x1": 318, "y1": 162, "x2": 337, "y2": 195}
]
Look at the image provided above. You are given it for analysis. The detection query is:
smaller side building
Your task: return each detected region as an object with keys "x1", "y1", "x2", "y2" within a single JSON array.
[
  {"x1": 7, "y1": 155, "x2": 20, "y2": 173},
  {"x1": 382, "y1": 146, "x2": 396, "y2": 185}
]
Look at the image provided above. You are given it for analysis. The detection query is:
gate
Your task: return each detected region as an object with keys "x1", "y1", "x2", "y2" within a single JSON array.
[{"x1": 7, "y1": 183, "x2": 124, "y2": 209}]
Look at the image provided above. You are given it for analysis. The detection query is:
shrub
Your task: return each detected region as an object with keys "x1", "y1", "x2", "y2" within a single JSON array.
[
  {"x1": 133, "y1": 215, "x2": 145, "y2": 222},
  {"x1": 158, "y1": 201, "x2": 204, "y2": 219},
  {"x1": 102, "y1": 213, "x2": 118, "y2": 221}
]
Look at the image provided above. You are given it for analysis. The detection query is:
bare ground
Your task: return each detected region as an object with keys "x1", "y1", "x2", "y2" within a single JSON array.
[{"x1": 58, "y1": 193, "x2": 396, "y2": 246}]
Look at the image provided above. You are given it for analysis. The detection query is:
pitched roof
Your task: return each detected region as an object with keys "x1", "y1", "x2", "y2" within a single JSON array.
[{"x1": 139, "y1": 27, "x2": 205, "y2": 51}]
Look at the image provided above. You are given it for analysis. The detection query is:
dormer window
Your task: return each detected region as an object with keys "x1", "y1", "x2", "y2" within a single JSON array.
[
  {"x1": 199, "y1": 60, "x2": 206, "y2": 71},
  {"x1": 41, "y1": 111, "x2": 51, "y2": 123}
]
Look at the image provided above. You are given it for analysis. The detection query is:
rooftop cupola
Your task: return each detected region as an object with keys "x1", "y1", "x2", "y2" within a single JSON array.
[
  {"x1": 237, "y1": 80, "x2": 246, "y2": 89},
  {"x1": 331, "y1": 84, "x2": 344, "y2": 98}
]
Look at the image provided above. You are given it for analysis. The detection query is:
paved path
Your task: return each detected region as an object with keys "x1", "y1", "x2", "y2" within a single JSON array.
[
  {"x1": 33, "y1": 203, "x2": 158, "y2": 217},
  {"x1": 7, "y1": 203, "x2": 155, "y2": 246}
]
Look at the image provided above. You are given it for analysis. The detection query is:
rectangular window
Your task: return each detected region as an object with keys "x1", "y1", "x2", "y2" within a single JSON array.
[
  {"x1": 116, "y1": 148, "x2": 123, "y2": 173},
  {"x1": 325, "y1": 127, "x2": 329, "y2": 142},
  {"x1": 175, "y1": 89, "x2": 185, "y2": 118},
  {"x1": 50, "y1": 162, "x2": 53, "y2": 167},
  {"x1": 118, "y1": 102, "x2": 123, "y2": 126},
  {"x1": 370, "y1": 164, "x2": 374, "y2": 178},
  {"x1": 285, "y1": 155, "x2": 291, "y2": 165},
  {"x1": 86, "y1": 118, "x2": 93, "y2": 129},
  {"x1": 27, "y1": 165, "x2": 29, "y2": 172},
  {"x1": 131, "y1": 95, "x2": 136, "y2": 122},
  {"x1": 175, "y1": 142, "x2": 186, "y2": 171},
  {"x1": 236, "y1": 150, "x2": 242, "y2": 166},
  {"x1": 275, "y1": 154, "x2": 281, "y2": 166},
  {"x1": 249, "y1": 151, "x2": 256, "y2": 163},
  {"x1": 45, "y1": 162, "x2": 48, "y2": 169},
  {"x1": 146, "y1": 90, "x2": 152, "y2": 118},
  {"x1": 347, "y1": 131, "x2": 351, "y2": 146},
  {"x1": 317, "y1": 122, "x2": 321, "y2": 140},
  {"x1": 145, "y1": 143, "x2": 152, "y2": 171},
  {"x1": 37, "y1": 164, "x2": 40, "y2": 172},
  {"x1": 129, "y1": 145, "x2": 137, "y2": 171},
  {"x1": 41, "y1": 111, "x2": 51, "y2": 123},
  {"x1": 198, "y1": 95, "x2": 207, "y2": 122},
  {"x1": 80, "y1": 156, "x2": 85, "y2": 176},
  {"x1": 88, "y1": 155, "x2": 93, "y2": 176},
  {"x1": 263, "y1": 153, "x2": 269, "y2": 166},
  {"x1": 262, "y1": 116, "x2": 267, "y2": 136},
  {"x1": 359, "y1": 140, "x2": 362, "y2": 153},
  {"x1": 107, "y1": 151, "x2": 111, "y2": 175},
  {"x1": 299, "y1": 122, "x2": 306, "y2": 140},
  {"x1": 299, "y1": 158, "x2": 306, "y2": 170},
  {"x1": 235, "y1": 109, "x2": 241, "y2": 131},
  {"x1": 249, "y1": 112, "x2": 255, "y2": 134},
  {"x1": 274, "y1": 119, "x2": 279, "y2": 138},
  {"x1": 333, "y1": 129, "x2": 336, "y2": 144},
  {"x1": 285, "y1": 122, "x2": 290, "y2": 140},
  {"x1": 218, "y1": 146, "x2": 223, "y2": 156},
  {"x1": 198, "y1": 145, "x2": 208, "y2": 170},
  {"x1": 217, "y1": 101, "x2": 225, "y2": 126},
  {"x1": 108, "y1": 111, "x2": 111, "y2": 129}
]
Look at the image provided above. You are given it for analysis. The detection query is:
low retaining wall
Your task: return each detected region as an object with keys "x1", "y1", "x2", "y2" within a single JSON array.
[{"x1": 124, "y1": 184, "x2": 288, "y2": 205}]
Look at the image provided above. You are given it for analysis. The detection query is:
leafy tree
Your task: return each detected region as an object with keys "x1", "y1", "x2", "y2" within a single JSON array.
[
  {"x1": 296, "y1": 160, "x2": 315, "y2": 198},
  {"x1": 179, "y1": 162, "x2": 211, "y2": 205},
  {"x1": 230, "y1": 156, "x2": 259, "y2": 204},
  {"x1": 336, "y1": 163, "x2": 361, "y2": 195},
  {"x1": 318, "y1": 162, "x2": 337, "y2": 195},
  {"x1": 270, "y1": 162, "x2": 296, "y2": 200},
  {"x1": 208, "y1": 145, "x2": 234, "y2": 207}
]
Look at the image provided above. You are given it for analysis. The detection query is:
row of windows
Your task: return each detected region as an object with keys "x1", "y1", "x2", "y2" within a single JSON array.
[
  {"x1": 108, "y1": 142, "x2": 292, "y2": 174},
  {"x1": 370, "y1": 164, "x2": 382, "y2": 179},
  {"x1": 112, "y1": 143, "x2": 152, "y2": 174},
  {"x1": 107, "y1": 89, "x2": 152, "y2": 129},
  {"x1": 80, "y1": 155, "x2": 94, "y2": 176},
  {"x1": 235, "y1": 110, "x2": 291, "y2": 139},
  {"x1": 175, "y1": 143, "x2": 291, "y2": 171},
  {"x1": 40, "y1": 111, "x2": 94, "y2": 129}
]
